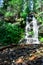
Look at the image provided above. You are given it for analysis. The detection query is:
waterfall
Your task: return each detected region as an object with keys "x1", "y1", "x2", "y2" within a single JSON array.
[
  {"x1": 25, "y1": 15, "x2": 40, "y2": 44},
  {"x1": 25, "y1": 17, "x2": 31, "y2": 43},
  {"x1": 29, "y1": 0, "x2": 34, "y2": 11},
  {"x1": 24, "y1": 0, "x2": 40, "y2": 44},
  {"x1": 32, "y1": 17, "x2": 40, "y2": 44},
  {"x1": 19, "y1": 0, "x2": 40, "y2": 44},
  {"x1": 32, "y1": 17, "x2": 38, "y2": 38},
  {"x1": 23, "y1": 0, "x2": 34, "y2": 12}
]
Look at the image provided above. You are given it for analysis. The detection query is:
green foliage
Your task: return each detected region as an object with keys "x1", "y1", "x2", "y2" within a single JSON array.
[
  {"x1": 4, "y1": 0, "x2": 23, "y2": 17},
  {"x1": 5, "y1": 11, "x2": 13, "y2": 17},
  {"x1": 28, "y1": 31, "x2": 33, "y2": 35},
  {"x1": 0, "y1": 21, "x2": 22, "y2": 46},
  {"x1": 20, "y1": 12, "x2": 27, "y2": 18},
  {"x1": 34, "y1": 0, "x2": 43, "y2": 23},
  {"x1": 0, "y1": 0, "x2": 43, "y2": 45},
  {"x1": 40, "y1": 38, "x2": 43, "y2": 43}
]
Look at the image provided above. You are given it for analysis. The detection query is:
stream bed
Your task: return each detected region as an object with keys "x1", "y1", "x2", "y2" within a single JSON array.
[{"x1": 0, "y1": 44, "x2": 43, "y2": 65}]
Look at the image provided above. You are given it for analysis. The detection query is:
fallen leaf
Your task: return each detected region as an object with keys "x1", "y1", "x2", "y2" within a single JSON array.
[
  {"x1": 16, "y1": 58, "x2": 23, "y2": 64},
  {"x1": 29, "y1": 55, "x2": 37, "y2": 61}
]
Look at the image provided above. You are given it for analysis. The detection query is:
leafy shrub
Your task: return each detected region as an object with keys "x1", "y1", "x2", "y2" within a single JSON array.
[{"x1": 0, "y1": 21, "x2": 22, "y2": 46}]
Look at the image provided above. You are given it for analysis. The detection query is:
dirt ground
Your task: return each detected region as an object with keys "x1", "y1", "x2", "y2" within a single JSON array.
[{"x1": 0, "y1": 44, "x2": 43, "y2": 65}]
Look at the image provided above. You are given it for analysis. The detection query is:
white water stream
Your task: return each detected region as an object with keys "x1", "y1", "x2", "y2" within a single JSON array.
[
  {"x1": 32, "y1": 17, "x2": 40, "y2": 44},
  {"x1": 25, "y1": 17, "x2": 31, "y2": 43},
  {"x1": 25, "y1": 16, "x2": 40, "y2": 44},
  {"x1": 24, "y1": 0, "x2": 40, "y2": 44},
  {"x1": 19, "y1": 0, "x2": 40, "y2": 44}
]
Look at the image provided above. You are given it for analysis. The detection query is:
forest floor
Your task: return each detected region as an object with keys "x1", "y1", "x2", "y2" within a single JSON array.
[{"x1": 0, "y1": 44, "x2": 43, "y2": 65}]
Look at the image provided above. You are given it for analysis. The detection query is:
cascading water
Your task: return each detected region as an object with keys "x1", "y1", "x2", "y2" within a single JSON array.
[
  {"x1": 25, "y1": 15, "x2": 40, "y2": 44},
  {"x1": 25, "y1": 17, "x2": 31, "y2": 43},
  {"x1": 24, "y1": 0, "x2": 40, "y2": 44},
  {"x1": 19, "y1": 0, "x2": 40, "y2": 44},
  {"x1": 32, "y1": 17, "x2": 40, "y2": 44},
  {"x1": 29, "y1": 0, "x2": 33, "y2": 11},
  {"x1": 32, "y1": 17, "x2": 38, "y2": 38}
]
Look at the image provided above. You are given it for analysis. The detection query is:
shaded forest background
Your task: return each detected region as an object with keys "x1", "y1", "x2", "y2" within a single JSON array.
[{"x1": 0, "y1": 0, "x2": 43, "y2": 46}]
